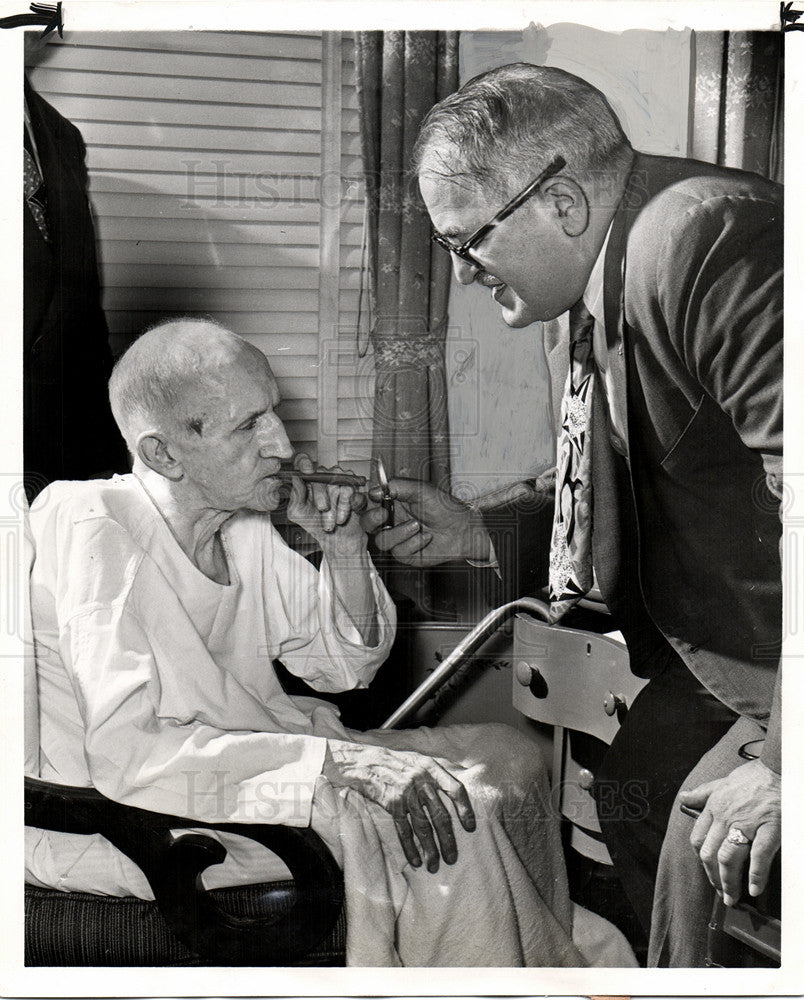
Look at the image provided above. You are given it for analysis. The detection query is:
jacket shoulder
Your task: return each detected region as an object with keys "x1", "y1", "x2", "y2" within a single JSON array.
[
  {"x1": 628, "y1": 157, "x2": 781, "y2": 242},
  {"x1": 624, "y1": 157, "x2": 781, "y2": 277}
]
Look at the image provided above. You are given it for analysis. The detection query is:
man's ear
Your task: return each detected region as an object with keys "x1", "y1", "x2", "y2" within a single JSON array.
[
  {"x1": 137, "y1": 432, "x2": 184, "y2": 481},
  {"x1": 543, "y1": 177, "x2": 589, "y2": 237}
]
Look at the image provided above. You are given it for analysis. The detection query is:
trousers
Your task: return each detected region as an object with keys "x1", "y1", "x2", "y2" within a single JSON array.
[
  {"x1": 594, "y1": 649, "x2": 738, "y2": 936},
  {"x1": 647, "y1": 713, "x2": 769, "y2": 966}
]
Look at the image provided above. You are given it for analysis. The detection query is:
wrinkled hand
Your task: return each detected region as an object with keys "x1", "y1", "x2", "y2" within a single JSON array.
[
  {"x1": 359, "y1": 477, "x2": 490, "y2": 567},
  {"x1": 286, "y1": 453, "x2": 367, "y2": 551},
  {"x1": 679, "y1": 759, "x2": 781, "y2": 907},
  {"x1": 322, "y1": 740, "x2": 475, "y2": 872}
]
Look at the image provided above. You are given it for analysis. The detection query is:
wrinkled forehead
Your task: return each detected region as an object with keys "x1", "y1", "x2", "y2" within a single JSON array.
[
  {"x1": 417, "y1": 141, "x2": 511, "y2": 216},
  {"x1": 179, "y1": 350, "x2": 278, "y2": 430}
]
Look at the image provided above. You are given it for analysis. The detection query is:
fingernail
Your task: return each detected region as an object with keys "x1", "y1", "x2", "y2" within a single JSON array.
[
  {"x1": 723, "y1": 894, "x2": 734, "y2": 907},
  {"x1": 427, "y1": 860, "x2": 439, "y2": 873}
]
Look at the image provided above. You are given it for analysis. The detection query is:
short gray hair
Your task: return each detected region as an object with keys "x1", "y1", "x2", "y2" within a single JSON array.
[
  {"x1": 414, "y1": 63, "x2": 633, "y2": 195},
  {"x1": 108, "y1": 317, "x2": 264, "y2": 451}
]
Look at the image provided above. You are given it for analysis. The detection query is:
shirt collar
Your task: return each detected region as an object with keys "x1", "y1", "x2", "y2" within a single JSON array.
[{"x1": 581, "y1": 220, "x2": 614, "y2": 330}]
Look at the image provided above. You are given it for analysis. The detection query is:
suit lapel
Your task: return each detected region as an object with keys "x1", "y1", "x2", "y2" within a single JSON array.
[{"x1": 602, "y1": 159, "x2": 648, "y2": 453}]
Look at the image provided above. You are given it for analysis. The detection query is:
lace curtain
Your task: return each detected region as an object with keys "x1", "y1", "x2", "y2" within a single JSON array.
[{"x1": 692, "y1": 31, "x2": 783, "y2": 181}]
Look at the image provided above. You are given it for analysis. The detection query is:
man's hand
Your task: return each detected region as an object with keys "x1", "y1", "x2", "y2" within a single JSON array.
[
  {"x1": 359, "y1": 477, "x2": 491, "y2": 567},
  {"x1": 286, "y1": 453, "x2": 367, "y2": 551},
  {"x1": 321, "y1": 740, "x2": 476, "y2": 872},
  {"x1": 679, "y1": 759, "x2": 781, "y2": 907}
]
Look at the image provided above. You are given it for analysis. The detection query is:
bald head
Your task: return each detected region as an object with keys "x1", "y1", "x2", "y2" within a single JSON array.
[{"x1": 109, "y1": 318, "x2": 273, "y2": 452}]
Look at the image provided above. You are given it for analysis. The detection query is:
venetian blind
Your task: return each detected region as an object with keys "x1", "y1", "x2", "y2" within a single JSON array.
[{"x1": 27, "y1": 30, "x2": 373, "y2": 476}]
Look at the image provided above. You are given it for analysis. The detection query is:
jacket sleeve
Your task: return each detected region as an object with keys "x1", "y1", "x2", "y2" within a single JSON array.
[
  {"x1": 480, "y1": 480, "x2": 555, "y2": 607},
  {"x1": 658, "y1": 191, "x2": 783, "y2": 772}
]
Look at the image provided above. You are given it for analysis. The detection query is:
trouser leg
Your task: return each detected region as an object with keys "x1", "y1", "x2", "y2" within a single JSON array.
[
  {"x1": 648, "y1": 715, "x2": 767, "y2": 967},
  {"x1": 593, "y1": 650, "x2": 738, "y2": 934}
]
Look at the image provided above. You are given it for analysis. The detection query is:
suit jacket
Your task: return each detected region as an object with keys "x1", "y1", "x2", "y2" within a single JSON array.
[
  {"x1": 24, "y1": 78, "x2": 125, "y2": 496},
  {"x1": 485, "y1": 153, "x2": 782, "y2": 772}
]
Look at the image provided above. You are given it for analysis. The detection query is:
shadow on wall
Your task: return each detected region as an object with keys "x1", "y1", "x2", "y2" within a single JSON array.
[{"x1": 88, "y1": 169, "x2": 335, "y2": 459}]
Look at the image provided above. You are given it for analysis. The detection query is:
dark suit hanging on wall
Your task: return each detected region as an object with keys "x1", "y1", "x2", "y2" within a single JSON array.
[{"x1": 23, "y1": 76, "x2": 126, "y2": 499}]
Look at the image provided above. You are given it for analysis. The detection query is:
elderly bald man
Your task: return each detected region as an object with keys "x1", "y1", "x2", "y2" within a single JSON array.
[{"x1": 24, "y1": 318, "x2": 633, "y2": 967}]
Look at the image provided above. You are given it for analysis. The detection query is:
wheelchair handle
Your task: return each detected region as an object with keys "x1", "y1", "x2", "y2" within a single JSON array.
[{"x1": 380, "y1": 596, "x2": 551, "y2": 729}]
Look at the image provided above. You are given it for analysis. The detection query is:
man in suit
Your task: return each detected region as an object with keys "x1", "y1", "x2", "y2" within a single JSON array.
[
  {"x1": 362, "y1": 63, "x2": 782, "y2": 965},
  {"x1": 24, "y1": 68, "x2": 126, "y2": 498}
]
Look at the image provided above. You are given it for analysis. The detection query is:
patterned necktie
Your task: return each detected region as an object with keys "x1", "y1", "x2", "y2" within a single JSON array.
[
  {"x1": 24, "y1": 125, "x2": 50, "y2": 243},
  {"x1": 549, "y1": 300, "x2": 596, "y2": 622}
]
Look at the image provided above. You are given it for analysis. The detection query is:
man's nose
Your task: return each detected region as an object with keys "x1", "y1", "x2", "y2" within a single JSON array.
[
  {"x1": 258, "y1": 415, "x2": 293, "y2": 460},
  {"x1": 451, "y1": 253, "x2": 480, "y2": 285}
]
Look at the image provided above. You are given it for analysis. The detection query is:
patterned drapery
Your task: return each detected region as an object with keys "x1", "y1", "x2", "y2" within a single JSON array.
[
  {"x1": 692, "y1": 31, "x2": 783, "y2": 181},
  {"x1": 355, "y1": 31, "x2": 459, "y2": 487}
]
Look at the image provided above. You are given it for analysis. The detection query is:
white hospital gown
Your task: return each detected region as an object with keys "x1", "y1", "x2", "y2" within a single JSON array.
[
  {"x1": 26, "y1": 475, "x2": 394, "y2": 895},
  {"x1": 26, "y1": 475, "x2": 632, "y2": 966}
]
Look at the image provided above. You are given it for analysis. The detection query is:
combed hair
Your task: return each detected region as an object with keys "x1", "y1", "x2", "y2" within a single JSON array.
[
  {"x1": 413, "y1": 63, "x2": 633, "y2": 194},
  {"x1": 109, "y1": 316, "x2": 240, "y2": 451}
]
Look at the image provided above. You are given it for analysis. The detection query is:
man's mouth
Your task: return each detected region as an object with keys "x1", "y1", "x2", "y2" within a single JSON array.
[{"x1": 475, "y1": 271, "x2": 507, "y2": 302}]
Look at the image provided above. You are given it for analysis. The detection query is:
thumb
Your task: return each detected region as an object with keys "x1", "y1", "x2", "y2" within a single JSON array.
[
  {"x1": 360, "y1": 505, "x2": 390, "y2": 533},
  {"x1": 678, "y1": 782, "x2": 718, "y2": 807},
  {"x1": 373, "y1": 477, "x2": 432, "y2": 504}
]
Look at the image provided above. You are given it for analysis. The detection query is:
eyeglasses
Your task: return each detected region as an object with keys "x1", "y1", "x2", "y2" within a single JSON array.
[{"x1": 431, "y1": 155, "x2": 567, "y2": 266}]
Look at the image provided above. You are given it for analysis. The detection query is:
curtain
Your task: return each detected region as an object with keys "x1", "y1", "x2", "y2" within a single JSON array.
[
  {"x1": 355, "y1": 31, "x2": 459, "y2": 487},
  {"x1": 692, "y1": 31, "x2": 783, "y2": 181}
]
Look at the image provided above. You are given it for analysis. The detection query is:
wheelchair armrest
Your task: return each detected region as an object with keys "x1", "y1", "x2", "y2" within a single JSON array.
[{"x1": 24, "y1": 775, "x2": 343, "y2": 965}]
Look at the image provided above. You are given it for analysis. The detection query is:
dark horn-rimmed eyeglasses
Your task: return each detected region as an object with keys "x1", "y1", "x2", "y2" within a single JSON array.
[{"x1": 430, "y1": 155, "x2": 567, "y2": 266}]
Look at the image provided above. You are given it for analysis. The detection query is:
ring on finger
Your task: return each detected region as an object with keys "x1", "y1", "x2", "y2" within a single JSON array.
[{"x1": 726, "y1": 827, "x2": 751, "y2": 846}]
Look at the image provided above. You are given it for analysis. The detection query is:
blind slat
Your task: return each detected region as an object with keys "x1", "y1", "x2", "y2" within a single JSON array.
[
  {"x1": 42, "y1": 93, "x2": 325, "y2": 131},
  {"x1": 86, "y1": 147, "x2": 329, "y2": 177},
  {"x1": 87, "y1": 170, "x2": 328, "y2": 202},
  {"x1": 97, "y1": 215, "x2": 364, "y2": 247},
  {"x1": 103, "y1": 287, "x2": 360, "y2": 313},
  {"x1": 90, "y1": 191, "x2": 364, "y2": 225},
  {"x1": 99, "y1": 263, "x2": 323, "y2": 289},
  {"x1": 33, "y1": 69, "x2": 322, "y2": 109},
  {"x1": 102, "y1": 287, "x2": 321, "y2": 312},
  {"x1": 42, "y1": 47, "x2": 323, "y2": 84},
  {"x1": 44, "y1": 32, "x2": 326, "y2": 60},
  {"x1": 106, "y1": 311, "x2": 320, "y2": 336},
  {"x1": 79, "y1": 121, "x2": 325, "y2": 154}
]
